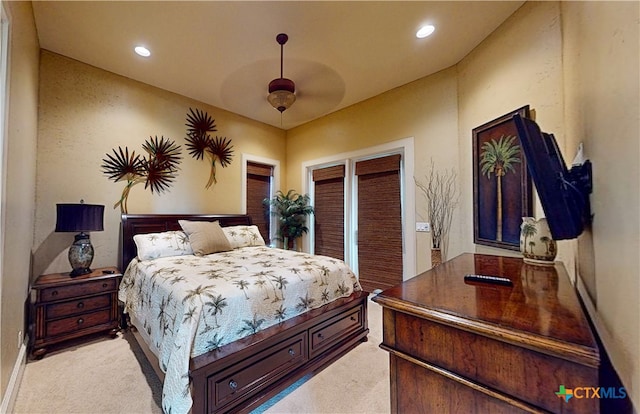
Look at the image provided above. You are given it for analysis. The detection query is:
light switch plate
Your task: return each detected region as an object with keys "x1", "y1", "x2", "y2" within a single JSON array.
[{"x1": 416, "y1": 222, "x2": 431, "y2": 232}]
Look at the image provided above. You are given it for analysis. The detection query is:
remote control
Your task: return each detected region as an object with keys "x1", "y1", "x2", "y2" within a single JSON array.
[{"x1": 464, "y1": 274, "x2": 513, "y2": 286}]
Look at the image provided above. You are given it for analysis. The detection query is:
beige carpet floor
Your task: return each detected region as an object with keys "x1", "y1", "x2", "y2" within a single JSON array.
[{"x1": 13, "y1": 297, "x2": 389, "y2": 414}]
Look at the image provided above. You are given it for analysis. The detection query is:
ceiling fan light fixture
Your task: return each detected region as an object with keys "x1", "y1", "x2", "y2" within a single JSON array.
[
  {"x1": 268, "y1": 78, "x2": 296, "y2": 113},
  {"x1": 267, "y1": 33, "x2": 296, "y2": 113}
]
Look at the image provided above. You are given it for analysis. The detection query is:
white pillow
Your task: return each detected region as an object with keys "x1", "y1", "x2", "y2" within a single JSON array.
[
  {"x1": 222, "y1": 225, "x2": 266, "y2": 249},
  {"x1": 133, "y1": 231, "x2": 193, "y2": 260}
]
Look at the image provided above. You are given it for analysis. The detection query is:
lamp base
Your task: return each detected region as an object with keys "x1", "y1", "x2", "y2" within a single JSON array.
[
  {"x1": 69, "y1": 267, "x2": 92, "y2": 277},
  {"x1": 68, "y1": 232, "x2": 94, "y2": 278}
]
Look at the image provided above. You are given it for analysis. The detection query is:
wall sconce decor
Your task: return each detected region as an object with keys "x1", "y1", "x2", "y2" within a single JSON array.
[
  {"x1": 184, "y1": 108, "x2": 234, "y2": 189},
  {"x1": 101, "y1": 136, "x2": 182, "y2": 213},
  {"x1": 55, "y1": 201, "x2": 104, "y2": 277}
]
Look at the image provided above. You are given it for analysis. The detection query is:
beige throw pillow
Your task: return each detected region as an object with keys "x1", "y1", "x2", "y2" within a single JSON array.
[{"x1": 178, "y1": 220, "x2": 231, "y2": 256}]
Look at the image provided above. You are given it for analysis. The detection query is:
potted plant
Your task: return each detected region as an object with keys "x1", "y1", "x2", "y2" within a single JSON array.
[{"x1": 264, "y1": 190, "x2": 314, "y2": 250}]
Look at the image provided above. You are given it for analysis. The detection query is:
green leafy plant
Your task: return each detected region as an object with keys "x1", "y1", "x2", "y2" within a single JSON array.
[
  {"x1": 101, "y1": 136, "x2": 182, "y2": 213},
  {"x1": 184, "y1": 108, "x2": 234, "y2": 188},
  {"x1": 264, "y1": 190, "x2": 314, "y2": 250}
]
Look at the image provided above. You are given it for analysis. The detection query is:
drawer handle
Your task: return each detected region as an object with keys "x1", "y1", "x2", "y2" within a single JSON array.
[
  {"x1": 228, "y1": 380, "x2": 238, "y2": 391},
  {"x1": 317, "y1": 333, "x2": 324, "y2": 339},
  {"x1": 102, "y1": 283, "x2": 108, "y2": 288},
  {"x1": 77, "y1": 318, "x2": 84, "y2": 325},
  {"x1": 77, "y1": 302, "x2": 85, "y2": 309},
  {"x1": 350, "y1": 316, "x2": 356, "y2": 321},
  {"x1": 51, "y1": 290, "x2": 58, "y2": 297},
  {"x1": 288, "y1": 348, "x2": 295, "y2": 356}
]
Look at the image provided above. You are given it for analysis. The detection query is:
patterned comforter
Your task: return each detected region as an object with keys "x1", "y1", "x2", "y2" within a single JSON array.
[{"x1": 118, "y1": 246, "x2": 362, "y2": 414}]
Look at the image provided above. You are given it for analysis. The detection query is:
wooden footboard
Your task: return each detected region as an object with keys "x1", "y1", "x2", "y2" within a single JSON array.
[{"x1": 190, "y1": 290, "x2": 369, "y2": 414}]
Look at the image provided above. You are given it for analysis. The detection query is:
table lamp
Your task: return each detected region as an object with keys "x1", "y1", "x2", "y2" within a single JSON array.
[{"x1": 55, "y1": 201, "x2": 104, "y2": 277}]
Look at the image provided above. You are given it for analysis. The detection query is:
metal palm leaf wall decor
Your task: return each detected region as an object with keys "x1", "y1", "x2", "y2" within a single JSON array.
[
  {"x1": 101, "y1": 136, "x2": 182, "y2": 213},
  {"x1": 184, "y1": 108, "x2": 234, "y2": 188}
]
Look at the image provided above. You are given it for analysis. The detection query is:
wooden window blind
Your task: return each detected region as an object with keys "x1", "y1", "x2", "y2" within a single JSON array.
[
  {"x1": 246, "y1": 162, "x2": 273, "y2": 243},
  {"x1": 355, "y1": 154, "x2": 403, "y2": 292},
  {"x1": 312, "y1": 165, "x2": 345, "y2": 260}
]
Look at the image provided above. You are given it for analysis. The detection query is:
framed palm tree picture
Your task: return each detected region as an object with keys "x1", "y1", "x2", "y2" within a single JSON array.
[{"x1": 473, "y1": 106, "x2": 533, "y2": 250}]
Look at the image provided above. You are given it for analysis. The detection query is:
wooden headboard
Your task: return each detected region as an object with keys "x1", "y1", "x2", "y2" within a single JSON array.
[{"x1": 120, "y1": 213, "x2": 252, "y2": 271}]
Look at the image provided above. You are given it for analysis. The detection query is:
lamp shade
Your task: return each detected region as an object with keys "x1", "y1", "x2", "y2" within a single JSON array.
[{"x1": 55, "y1": 203, "x2": 104, "y2": 233}]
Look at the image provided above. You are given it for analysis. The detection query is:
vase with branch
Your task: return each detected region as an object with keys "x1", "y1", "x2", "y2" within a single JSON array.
[
  {"x1": 184, "y1": 108, "x2": 234, "y2": 189},
  {"x1": 415, "y1": 161, "x2": 459, "y2": 267},
  {"x1": 264, "y1": 190, "x2": 314, "y2": 250},
  {"x1": 101, "y1": 136, "x2": 182, "y2": 214}
]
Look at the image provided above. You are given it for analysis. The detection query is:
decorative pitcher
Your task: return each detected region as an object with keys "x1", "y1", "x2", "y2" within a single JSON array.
[{"x1": 519, "y1": 217, "x2": 557, "y2": 265}]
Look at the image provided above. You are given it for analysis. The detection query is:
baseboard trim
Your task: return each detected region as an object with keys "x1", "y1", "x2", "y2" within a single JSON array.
[{"x1": 0, "y1": 339, "x2": 27, "y2": 414}]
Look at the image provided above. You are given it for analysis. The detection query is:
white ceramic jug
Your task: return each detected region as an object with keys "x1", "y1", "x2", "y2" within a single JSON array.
[{"x1": 519, "y1": 217, "x2": 557, "y2": 265}]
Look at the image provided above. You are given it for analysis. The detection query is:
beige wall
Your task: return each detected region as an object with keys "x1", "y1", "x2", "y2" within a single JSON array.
[
  {"x1": 1, "y1": 0, "x2": 39, "y2": 400},
  {"x1": 562, "y1": 1, "x2": 640, "y2": 405},
  {"x1": 286, "y1": 0, "x2": 639, "y2": 408},
  {"x1": 34, "y1": 51, "x2": 286, "y2": 277}
]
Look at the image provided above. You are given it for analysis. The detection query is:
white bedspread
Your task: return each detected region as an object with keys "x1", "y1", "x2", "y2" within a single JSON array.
[{"x1": 118, "y1": 246, "x2": 362, "y2": 414}]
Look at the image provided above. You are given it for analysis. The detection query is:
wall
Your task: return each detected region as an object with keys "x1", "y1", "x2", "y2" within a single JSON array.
[
  {"x1": 34, "y1": 51, "x2": 287, "y2": 277},
  {"x1": 561, "y1": 1, "x2": 639, "y2": 406},
  {"x1": 287, "y1": 67, "x2": 460, "y2": 273},
  {"x1": 457, "y1": 1, "x2": 569, "y2": 263},
  {"x1": 1, "y1": 0, "x2": 39, "y2": 401},
  {"x1": 286, "y1": 0, "x2": 639, "y2": 408}
]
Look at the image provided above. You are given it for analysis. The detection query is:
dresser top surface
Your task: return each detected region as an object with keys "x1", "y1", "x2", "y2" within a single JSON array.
[{"x1": 374, "y1": 253, "x2": 598, "y2": 356}]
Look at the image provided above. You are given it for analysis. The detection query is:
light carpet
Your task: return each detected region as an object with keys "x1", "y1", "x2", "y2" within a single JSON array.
[{"x1": 13, "y1": 297, "x2": 389, "y2": 414}]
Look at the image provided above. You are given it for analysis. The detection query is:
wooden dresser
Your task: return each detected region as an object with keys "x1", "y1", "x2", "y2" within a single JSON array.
[
  {"x1": 372, "y1": 253, "x2": 599, "y2": 413},
  {"x1": 31, "y1": 267, "x2": 122, "y2": 358}
]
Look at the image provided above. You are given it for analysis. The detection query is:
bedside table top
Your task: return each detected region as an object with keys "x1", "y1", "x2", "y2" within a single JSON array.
[{"x1": 34, "y1": 266, "x2": 122, "y2": 289}]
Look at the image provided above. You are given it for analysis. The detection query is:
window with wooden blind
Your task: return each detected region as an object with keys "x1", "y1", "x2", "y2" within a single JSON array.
[
  {"x1": 312, "y1": 165, "x2": 345, "y2": 260},
  {"x1": 246, "y1": 161, "x2": 273, "y2": 243},
  {"x1": 355, "y1": 154, "x2": 403, "y2": 292}
]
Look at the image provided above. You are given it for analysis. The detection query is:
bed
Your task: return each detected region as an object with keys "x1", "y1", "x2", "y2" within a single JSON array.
[{"x1": 118, "y1": 213, "x2": 369, "y2": 414}]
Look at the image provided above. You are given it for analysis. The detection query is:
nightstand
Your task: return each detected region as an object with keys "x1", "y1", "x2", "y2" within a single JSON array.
[{"x1": 30, "y1": 266, "x2": 122, "y2": 359}]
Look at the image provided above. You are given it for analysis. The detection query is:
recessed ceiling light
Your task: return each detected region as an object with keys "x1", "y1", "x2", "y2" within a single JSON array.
[
  {"x1": 416, "y1": 25, "x2": 435, "y2": 39},
  {"x1": 134, "y1": 46, "x2": 151, "y2": 57}
]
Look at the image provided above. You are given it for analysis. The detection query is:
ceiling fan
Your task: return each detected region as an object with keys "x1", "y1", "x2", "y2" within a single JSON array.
[{"x1": 267, "y1": 33, "x2": 296, "y2": 113}]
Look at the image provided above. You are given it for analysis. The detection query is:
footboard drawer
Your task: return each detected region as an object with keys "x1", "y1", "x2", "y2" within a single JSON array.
[
  {"x1": 210, "y1": 332, "x2": 308, "y2": 409},
  {"x1": 309, "y1": 303, "x2": 364, "y2": 358}
]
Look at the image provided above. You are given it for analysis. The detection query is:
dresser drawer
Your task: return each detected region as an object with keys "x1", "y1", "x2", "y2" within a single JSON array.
[
  {"x1": 210, "y1": 332, "x2": 308, "y2": 409},
  {"x1": 46, "y1": 294, "x2": 111, "y2": 319},
  {"x1": 310, "y1": 304, "x2": 364, "y2": 357},
  {"x1": 46, "y1": 309, "x2": 112, "y2": 337},
  {"x1": 40, "y1": 278, "x2": 117, "y2": 302}
]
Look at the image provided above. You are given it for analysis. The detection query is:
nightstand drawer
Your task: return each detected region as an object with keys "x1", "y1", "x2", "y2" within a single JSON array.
[
  {"x1": 46, "y1": 294, "x2": 111, "y2": 319},
  {"x1": 40, "y1": 278, "x2": 117, "y2": 302},
  {"x1": 46, "y1": 309, "x2": 112, "y2": 337}
]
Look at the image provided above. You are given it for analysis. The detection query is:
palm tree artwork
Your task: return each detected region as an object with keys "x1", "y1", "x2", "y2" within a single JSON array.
[
  {"x1": 479, "y1": 135, "x2": 521, "y2": 242},
  {"x1": 101, "y1": 136, "x2": 182, "y2": 214},
  {"x1": 520, "y1": 220, "x2": 537, "y2": 254},
  {"x1": 184, "y1": 108, "x2": 234, "y2": 189}
]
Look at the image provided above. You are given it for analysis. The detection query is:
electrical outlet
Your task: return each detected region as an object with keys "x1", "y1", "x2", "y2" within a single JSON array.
[{"x1": 416, "y1": 222, "x2": 431, "y2": 232}]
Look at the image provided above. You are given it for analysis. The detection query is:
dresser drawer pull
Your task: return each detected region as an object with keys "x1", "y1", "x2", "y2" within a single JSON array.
[
  {"x1": 317, "y1": 333, "x2": 324, "y2": 339},
  {"x1": 77, "y1": 318, "x2": 84, "y2": 325},
  {"x1": 77, "y1": 302, "x2": 85, "y2": 309},
  {"x1": 51, "y1": 290, "x2": 58, "y2": 297},
  {"x1": 102, "y1": 283, "x2": 108, "y2": 288},
  {"x1": 288, "y1": 348, "x2": 295, "y2": 356},
  {"x1": 228, "y1": 380, "x2": 238, "y2": 391},
  {"x1": 350, "y1": 316, "x2": 356, "y2": 321}
]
